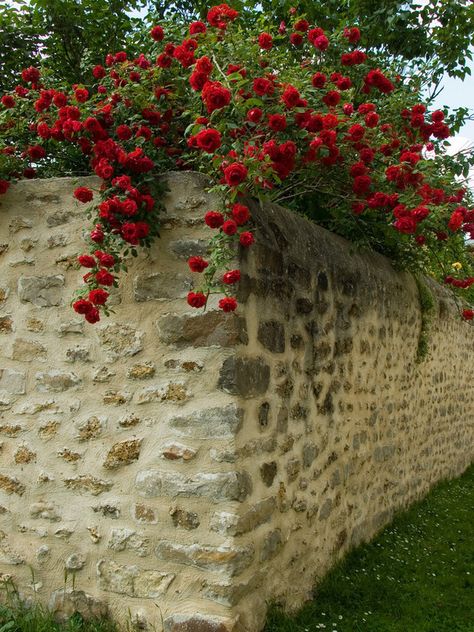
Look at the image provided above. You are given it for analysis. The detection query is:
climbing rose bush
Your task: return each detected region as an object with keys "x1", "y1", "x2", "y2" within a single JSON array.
[{"x1": 0, "y1": 3, "x2": 473, "y2": 323}]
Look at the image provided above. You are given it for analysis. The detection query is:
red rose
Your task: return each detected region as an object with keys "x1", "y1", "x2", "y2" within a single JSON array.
[
  {"x1": 187, "y1": 291, "x2": 207, "y2": 308},
  {"x1": 85, "y1": 307, "x2": 101, "y2": 323},
  {"x1": 258, "y1": 33, "x2": 273, "y2": 49},
  {"x1": 188, "y1": 256, "x2": 209, "y2": 272},
  {"x1": 365, "y1": 112, "x2": 380, "y2": 128},
  {"x1": 0, "y1": 179, "x2": 10, "y2": 195},
  {"x1": 95, "y1": 269, "x2": 115, "y2": 286},
  {"x1": 190, "y1": 21, "x2": 207, "y2": 34},
  {"x1": 116, "y1": 125, "x2": 132, "y2": 140},
  {"x1": 95, "y1": 251, "x2": 115, "y2": 267},
  {"x1": 268, "y1": 114, "x2": 287, "y2": 131},
  {"x1": 448, "y1": 210, "x2": 464, "y2": 232},
  {"x1": 205, "y1": 211, "x2": 224, "y2": 228},
  {"x1": 21, "y1": 66, "x2": 40, "y2": 84},
  {"x1": 253, "y1": 77, "x2": 274, "y2": 96},
  {"x1": 73, "y1": 299, "x2": 93, "y2": 314},
  {"x1": 393, "y1": 217, "x2": 417, "y2": 234},
  {"x1": 156, "y1": 54, "x2": 172, "y2": 68},
  {"x1": 28, "y1": 145, "x2": 46, "y2": 160},
  {"x1": 232, "y1": 203, "x2": 250, "y2": 225},
  {"x1": 223, "y1": 163, "x2": 248, "y2": 187},
  {"x1": 151, "y1": 25, "x2": 164, "y2": 41},
  {"x1": 74, "y1": 187, "x2": 93, "y2": 203},
  {"x1": 352, "y1": 175, "x2": 371, "y2": 195},
  {"x1": 189, "y1": 71, "x2": 209, "y2": 91},
  {"x1": 239, "y1": 231, "x2": 254, "y2": 247},
  {"x1": 222, "y1": 269, "x2": 241, "y2": 284},
  {"x1": 247, "y1": 107, "x2": 263, "y2": 123},
  {"x1": 92, "y1": 65, "x2": 106, "y2": 79},
  {"x1": 195, "y1": 55, "x2": 213, "y2": 74},
  {"x1": 74, "y1": 88, "x2": 89, "y2": 103},
  {"x1": 195, "y1": 128, "x2": 222, "y2": 152},
  {"x1": 313, "y1": 35, "x2": 329, "y2": 50},
  {"x1": 281, "y1": 85, "x2": 301, "y2": 108},
  {"x1": 1, "y1": 95, "x2": 15, "y2": 108},
  {"x1": 322, "y1": 90, "x2": 340, "y2": 107},
  {"x1": 201, "y1": 81, "x2": 231, "y2": 113},
  {"x1": 89, "y1": 288, "x2": 109, "y2": 305},
  {"x1": 222, "y1": 220, "x2": 238, "y2": 235},
  {"x1": 289, "y1": 33, "x2": 303, "y2": 46},
  {"x1": 312, "y1": 72, "x2": 326, "y2": 88},
  {"x1": 218, "y1": 297, "x2": 238, "y2": 312},
  {"x1": 294, "y1": 19, "x2": 309, "y2": 31},
  {"x1": 78, "y1": 254, "x2": 96, "y2": 268},
  {"x1": 462, "y1": 309, "x2": 474, "y2": 321},
  {"x1": 90, "y1": 226, "x2": 104, "y2": 243},
  {"x1": 343, "y1": 27, "x2": 361, "y2": 43},
  {"x1": 207, "y1": 4, "x2": 239, "y2": 28}
]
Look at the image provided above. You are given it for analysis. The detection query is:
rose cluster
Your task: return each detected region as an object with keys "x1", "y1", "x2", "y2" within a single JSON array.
[{"x1": 0, "y1": 3, "x2": 473, "y2": 323}]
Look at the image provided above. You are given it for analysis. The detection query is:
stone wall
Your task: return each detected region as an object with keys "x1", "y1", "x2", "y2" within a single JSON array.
[{"x1": 0, "y1": 173, "x2": 473, "y2": 632}]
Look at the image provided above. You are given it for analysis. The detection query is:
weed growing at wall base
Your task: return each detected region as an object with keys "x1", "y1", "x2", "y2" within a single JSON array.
[
  {"x1": 0, "y1": 601, "x2": 118, "y2": 632},
  {"x1": 265, "y1": 464, "x2": 474, "y2": 632}
]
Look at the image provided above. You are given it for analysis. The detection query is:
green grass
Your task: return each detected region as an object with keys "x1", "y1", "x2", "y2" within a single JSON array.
[
  {"x1": 0, "y1": 601, "x2": 118, "y2": 632},
  {"x1": 265, "y1": 464, "x2": 474, "y2": 632}
]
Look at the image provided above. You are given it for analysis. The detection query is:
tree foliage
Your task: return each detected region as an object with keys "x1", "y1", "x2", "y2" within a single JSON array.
[{"x1": 1, "y1": 0, "x2": 473, "y2": 94}]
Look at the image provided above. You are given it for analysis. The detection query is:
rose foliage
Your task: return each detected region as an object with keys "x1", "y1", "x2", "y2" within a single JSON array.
[{"x1": 1, "y1": 4, "x2": 474, "y2": 323}]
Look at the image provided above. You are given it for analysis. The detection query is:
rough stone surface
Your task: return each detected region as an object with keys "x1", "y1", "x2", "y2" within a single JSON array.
[
  {"x1": 155, "y1": 541, "x2": 254, "y2": 575},
  {"x1": 157, "y1": 311, "x2": 247, "y2": 347},
  {"x1": 1, "y1": 174, "x2": 473, "y2": 632},
  {"x1": 35, "y1": 370, "x2": 81, "y2": 392},
  {"x1": 218, "y1": 356, "x2": 270, "y2": 398},
  {"x1": 170, "y1": 507, "x2": 200, "y2": 530},
  {"x1": 97, "y1": 560, "x2": 174, "y2": 597},
  {"x1": 103, "y1": 439, "x2": 142, "y2": 469},
  {"x1": 134, "y1": 272, "x2": 192, "y2": 301},
  {"x1": 98, "y1": 323, "x2": 144, "y2": 360},
  {"x1": 18, "y1": 275, "x2": 64, "y2": 307},
  {"x1": 49, "y1": 590, "x2": 108, "y2": 621},
  {"x1": 169, "y1": 405, "x2": 243, "y2": 438},
  {"x1": 135, "y1": 470, "x2": 252, "y2": 502},
  {"x1": 164, "y1": 614, "x2": 236, "y2": 632},
  {"x1": 0, "y1": 369, "x2": 26, "y2": 395}
]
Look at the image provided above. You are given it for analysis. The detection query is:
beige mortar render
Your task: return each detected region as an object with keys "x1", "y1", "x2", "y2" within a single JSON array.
[{"x1": 0, "y1": 173, "x2": 473, "y2": 632}]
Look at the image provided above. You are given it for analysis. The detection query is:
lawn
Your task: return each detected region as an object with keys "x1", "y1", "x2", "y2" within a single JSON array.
[{"x1": 265, "y1": 464, "x2": 474, "y2": 632}]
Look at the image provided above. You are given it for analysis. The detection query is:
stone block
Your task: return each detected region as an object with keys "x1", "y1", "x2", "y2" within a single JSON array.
[
  {"x1": 18, "y1": 275, "x2": 64, "y2": 307},
  {"x1": 63, "y1": 475, "x2": 112, "y2": 496},
  {"x1": 97, "y1": 560, "x2": 174, "y2": 598},
  {"x1": 49, "y1": 590, "x2": 108, "y2": 622},
  {"x1": 0, "y1": 369, "x2": 26, "y2": 395},
  {"x1": 218, "y1": 356, "x2": 270, "y2": 398},
  {"x1": 210, "y1": 498, "x2": 276, "y2": 536},
  {"x1": 35, "y1": 370, "x2": 81, "y2": 392},
  {"x1": 107, "y1": 528, "x2": 149, "y2": 557},
  {"x1": 155, "y1": 541, "x2": 254, "y2": 575},
  {"x1": 169, "y1": 404, "x2": 243, "y2": 438},
  {"x1": 135, "y1": 470, "x2": 252, "y2": 502},
  {"x1": 12, "y1": 338, "x2": 47, "y2": 362},
  {"x1": 98, "y1": 323, "x2": 144, "y2": 360},
  {"x1": 257, "y1": 320, "x2": 286, "y2": 353},
  {"x1": 134, "y1": 273, "x2": 192, "y2": 301},
  {"x1": 164, "y1": 614, "x2": 236, "y2": 632},
  {"x1": 170, "y1": 507, "x2": 200, "y2": 530},
  {"x1": 157, "y1": 311, "x2": 247, "y2": 347},
  {"x1": 103, "y1": 439, "x2": 142, "y2": 469}
]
